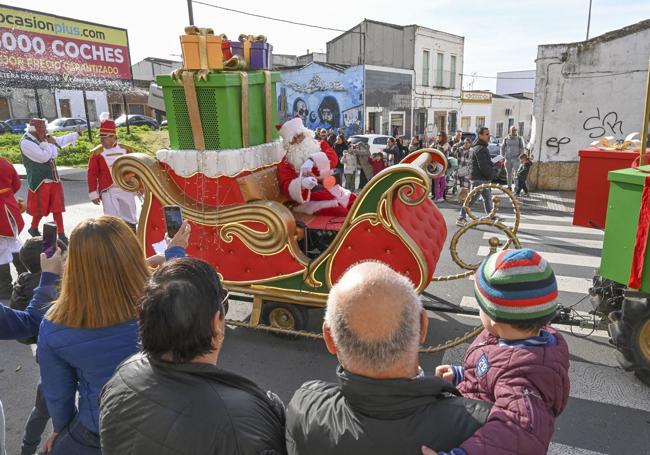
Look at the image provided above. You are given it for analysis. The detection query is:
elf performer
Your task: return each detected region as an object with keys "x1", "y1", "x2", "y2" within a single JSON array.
[
  {"x1": 19, "y1": 118, "x2": 80, "y2": 243},
  {"x1": 277, "y1": 117, "x2": 356, "y2": 216},
  {"x1": 0, "y1": 158, "x2": 26, "y2": 299},
  {"x1": 87, "y1": 113, "x2": 137, "y2": 230}
]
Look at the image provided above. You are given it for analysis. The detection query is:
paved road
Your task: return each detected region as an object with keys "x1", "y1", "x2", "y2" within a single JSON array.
[{"x1": 1, "y1": 180, "x2": 649, "y2": 454}]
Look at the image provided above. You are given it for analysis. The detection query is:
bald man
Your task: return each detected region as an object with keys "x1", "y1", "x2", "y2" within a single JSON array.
[{"x1": 285, "y1": 262, "x2": 490, "y2": 455}]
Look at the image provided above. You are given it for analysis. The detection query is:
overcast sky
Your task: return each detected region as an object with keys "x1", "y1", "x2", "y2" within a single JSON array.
[{"x1": 7, "y1": 0, "x2": 650, "y2": 90}]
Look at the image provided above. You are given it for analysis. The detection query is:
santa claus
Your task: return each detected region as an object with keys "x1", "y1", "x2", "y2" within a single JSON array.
[{"x1": 277, "y1": 118, "x2": 355, "y2": 216}]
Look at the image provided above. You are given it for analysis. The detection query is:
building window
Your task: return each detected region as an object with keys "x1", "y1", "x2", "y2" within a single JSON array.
[
  {"x1": 496, "y1": 122, "x2": 504, "y2": 139},
  {"x1": 110, "y1": 103, "x2": 123, "y2": 118},
  {"x1": 476, "y1": 116, "x2": 486, "y2": 129},
  {"x1": 422, "y1": 50, "x2": 430, "y2": 86},
  {"x1": 450, "y1": 56, "x2": 457, "y2": 89},
  {"x1": 129, "y1": 104, "x2": 145, "y2": 115},
  {"x1": 436, "y1": 53, "x2": 444, "y2": 87},
  {"x1": 461, "y1": 116, "x2": 471, "y2": 132},
  {"x1": 518, "y1": 121, "x2": 525, "y2": 138},
  {"x1": 508, "y1": 117, "x2": 515, "y2": 129},
  {"x1": 417, "y1": 112, "x2": 426, "y2": 135},
  {"x1": 448, "y1": 112, "x2": 457, "y2": 133}
]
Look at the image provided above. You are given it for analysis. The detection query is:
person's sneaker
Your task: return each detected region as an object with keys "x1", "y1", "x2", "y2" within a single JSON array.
[
  {"x1": 27, "y1": 227, "x2": 40, "y2": 237},
  {"x1": 456, "y1": 218, "x2": 467, "y2": 227},
  {"x1": 435, "y1": 197, "x2": 445, "y2": 203},
  {"x1": 57, "y1": 232, "x2": 69, "y2": 245}
]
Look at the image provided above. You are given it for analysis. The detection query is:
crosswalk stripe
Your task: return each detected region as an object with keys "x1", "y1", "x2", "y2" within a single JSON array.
[
  {"x1": 503, "y1": 214, "x2": 577, "y2": 223},
  {"x1": 476, "y1": 246, "x2": 601, "y2": 267},
  {"x1": 482, "y1": 233, "x2": 603, "y2": 249},
  {"x1": 547, "y1": 443, "x2": 608, "y2": 455},
  {"x1": 465, "y1": 274, "x2": 592, "y2": 294},
  {"x1": 514, "y1": 223, "x2": 603, "y2": 236}
]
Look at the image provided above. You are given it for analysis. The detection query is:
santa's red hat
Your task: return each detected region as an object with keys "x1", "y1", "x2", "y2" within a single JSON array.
[
  {"x1": 278, "y1": 117, "x2": 310, "y2": 145},
  {"x1": 98, "y1": 112, "x2": 116, "y2": 137}
]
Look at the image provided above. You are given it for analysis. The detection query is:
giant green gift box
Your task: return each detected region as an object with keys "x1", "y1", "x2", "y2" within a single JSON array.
[
  {"x1": 601, "y1": 165, "x2": 650, "y2": 291},
  {"x1": 157, "y1": 71, "x2": 280, "y2": 150}
]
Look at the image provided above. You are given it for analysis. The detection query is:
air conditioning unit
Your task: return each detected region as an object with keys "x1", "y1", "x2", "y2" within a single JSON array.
[{"x1": 505, "y1": 108, "x2": 512, "y2": 116}]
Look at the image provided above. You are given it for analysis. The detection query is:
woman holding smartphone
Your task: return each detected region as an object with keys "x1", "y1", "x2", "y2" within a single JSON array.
[{"x1": 36, "y1": 215, "x2": 190, "y2": 454}]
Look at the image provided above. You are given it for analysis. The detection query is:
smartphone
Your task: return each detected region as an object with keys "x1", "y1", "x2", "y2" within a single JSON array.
[
  {"x1": 163, "y1": 205, "x2": 183, "y2": 238},
  {"x1": 42, "y1": 222, "x2": 57, "y2": 258}
]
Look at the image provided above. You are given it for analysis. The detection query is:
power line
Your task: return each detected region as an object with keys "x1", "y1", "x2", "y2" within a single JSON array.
[{"x1": 191, "y1": 1, "x2": 361, "y2": 34}]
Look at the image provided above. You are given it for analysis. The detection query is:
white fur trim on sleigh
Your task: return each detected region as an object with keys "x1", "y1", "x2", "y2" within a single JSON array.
[{"x1": 156, "y1": 142, "x2": 285, "y2": 178}]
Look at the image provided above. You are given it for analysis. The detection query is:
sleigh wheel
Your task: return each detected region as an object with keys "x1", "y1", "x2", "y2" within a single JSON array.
[{"x1": 262, "y1": 302, "x2": 309, "y2": 332}]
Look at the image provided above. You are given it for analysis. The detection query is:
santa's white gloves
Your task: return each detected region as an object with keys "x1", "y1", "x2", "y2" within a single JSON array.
[
  {"x1": 300, "y1": 159, "x2": 315, "y2": 174},
  {"x1": 301, "y1": 176, "x2": 318, "y2": 190}
]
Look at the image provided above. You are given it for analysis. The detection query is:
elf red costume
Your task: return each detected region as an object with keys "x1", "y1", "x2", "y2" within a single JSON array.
[
  {"x1": 87, "y1": 113, "x2": 137, "y2": 227},
  {"x1": 19, "y1": 118, "x2": 79, "y2": 241},
  {"x1": 276, "y1": 118, "x2": 355, "y2": 216},
  {"x1": 0, "y1": 158, "x2": 25, "y2": 298}
]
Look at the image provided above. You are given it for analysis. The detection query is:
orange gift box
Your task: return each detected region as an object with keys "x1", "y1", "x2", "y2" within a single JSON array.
[{"x1": 180, "y1": 27, "x2": 224, "y2": 71}]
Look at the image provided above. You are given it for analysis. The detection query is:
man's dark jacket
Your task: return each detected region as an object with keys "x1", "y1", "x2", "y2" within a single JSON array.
[
  {"x1": 469, "y1": 139, "x2": 497, "y2": 181},
  {"x1": 286, "y1": 366, "x2": 491, "y2": 455},
  {"x1": 99, "y1": 353, "x2": 287, "y2": 455}
]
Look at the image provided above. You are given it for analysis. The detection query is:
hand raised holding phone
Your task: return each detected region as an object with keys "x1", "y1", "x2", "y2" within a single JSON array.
[
  {"x1": 41, "y1": 247, "x2": 64, "y2": 276},
  {"x1": 166, "y1": 221, "x2": 191, "y2": 250}
]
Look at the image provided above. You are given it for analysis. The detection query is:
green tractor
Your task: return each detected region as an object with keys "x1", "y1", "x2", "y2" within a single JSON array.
[{"x1": 588, "y1": 63, "x2": 650, "y2": 385}]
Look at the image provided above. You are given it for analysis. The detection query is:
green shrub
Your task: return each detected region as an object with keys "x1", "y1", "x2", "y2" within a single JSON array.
[{"x1": 0, "y1": 127, "x2": 168, "y2": 166}]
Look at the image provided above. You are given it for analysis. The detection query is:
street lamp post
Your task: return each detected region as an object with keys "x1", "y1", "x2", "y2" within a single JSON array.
[
  {"x1": 187, "y1": 0, "x2": 194, "y2": 25},
  {"x1": 586, "y1": 0, "x2": 593, "y2": 40}
]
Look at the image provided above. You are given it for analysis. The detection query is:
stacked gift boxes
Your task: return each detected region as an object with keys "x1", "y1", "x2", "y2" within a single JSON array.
[{"x1": 160, "y1": 27, "x2": 279, "y2": 151}]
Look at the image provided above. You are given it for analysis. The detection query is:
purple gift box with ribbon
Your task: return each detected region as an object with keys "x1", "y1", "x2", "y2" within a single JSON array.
[{"x1": 231, "y1": 35, "x2": 273, "y2": 70}]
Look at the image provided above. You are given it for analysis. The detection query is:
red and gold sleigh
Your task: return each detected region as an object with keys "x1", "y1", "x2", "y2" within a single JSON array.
[{"x1": 112, "y1": 148, "x2": 451, "y2": 331}]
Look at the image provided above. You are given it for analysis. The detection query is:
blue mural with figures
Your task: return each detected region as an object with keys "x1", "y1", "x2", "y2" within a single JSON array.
[{"x1": 277, "y1": 63, "x2": 364, "y2": 136}]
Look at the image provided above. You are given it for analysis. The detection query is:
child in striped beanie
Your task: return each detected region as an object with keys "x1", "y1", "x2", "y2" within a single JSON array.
[{"x1": 431, "y1": 249, "x2": 570, "y2": 455}]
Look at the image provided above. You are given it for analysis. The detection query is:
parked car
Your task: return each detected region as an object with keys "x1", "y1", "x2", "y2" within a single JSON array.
[
  {"x1": 115, "y1": 114, "x2": 158, "y2": 130},
  {"x1": 160, "y1": 120, "x2": 168, "y2": 127},
  {"x1": 461, "y1": 132, "x2": 477, "y2": 144},
  {"x1": 47, "y1": 117, "x2": 88, "y2": 132},
  {"x1": 4, "y1": 118, "x2": 30, "y2": 133},
  {"x1": 348, "y1": 134, "x2": 393, "y2": 157},
  {"x1": 487, "y1": 136, "x2": 501, "y2": 157},
  {"x1": 0, "y1": 122, "x2": 13, "y2": 134}
]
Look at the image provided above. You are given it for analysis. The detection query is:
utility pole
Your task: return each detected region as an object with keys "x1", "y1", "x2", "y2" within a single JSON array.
[
  {"x1": 187, "y1": 0, "x2": 194, "y2": 25},
  {"x1": 586, "y1": 0, "x2": 593, "y2": 40}
]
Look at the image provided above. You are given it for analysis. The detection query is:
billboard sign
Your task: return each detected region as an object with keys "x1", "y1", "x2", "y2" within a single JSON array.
[{"x1": 0, "y1": 5, "x2": 132, "y2": 90}]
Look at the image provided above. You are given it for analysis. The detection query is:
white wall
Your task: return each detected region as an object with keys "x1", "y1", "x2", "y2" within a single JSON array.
[
  {"x1": 413, "y1": 27, "x2": 464, "y2": 133},
  {"x1": 491, "y1": 96, "x2": 533, "y2": 141},
  {"x1": 459, "y1": 102, "x2": 491, "y2": 134},
  {"x1": 54, "y1": 90, "x2": 108, "y2": 124},
  {"x1": 496, "y1": 70, "x2": 536, "y2": 95},
  {"x1": 532, "y1": 19, "x2": 650, "y2": 162}
]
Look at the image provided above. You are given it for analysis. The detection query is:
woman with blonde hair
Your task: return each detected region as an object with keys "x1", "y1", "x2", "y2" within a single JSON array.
[{"x1": 37, "y1": 215, "x2": 190, "y2": 454}]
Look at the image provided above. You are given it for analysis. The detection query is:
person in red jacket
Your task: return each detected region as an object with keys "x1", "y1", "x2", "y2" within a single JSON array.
[
  {"x1": 276, "y1": 117, "x2": 355, "y2": 216},
  {"x1": 87, "y1": 113, "x2": 137, "y2": 230},
  {"x1": 0, "y1": 157, "x2": 26, "y2": 299}
]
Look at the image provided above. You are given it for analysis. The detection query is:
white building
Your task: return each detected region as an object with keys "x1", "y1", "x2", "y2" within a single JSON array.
[
  {"x1": 327, "y1": 19, "x2": 463, "y2": 139},
  {"x1": 54, "y1": 90, "x2": 108, "y2": 124},
  {"x1": 459, "y1": 90, "x2": 533, "y2": 141},
  {"x1": 496, "y1": 70, "x2": 536, "y2": 95},
  {"x1": 531, "y1": 18, "x2": 650, "y2": 190}
]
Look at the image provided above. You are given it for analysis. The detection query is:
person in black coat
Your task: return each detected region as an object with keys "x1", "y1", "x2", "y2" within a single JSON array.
[
  {"x1": 100, "y1": 258, "x2": 286, "y2": 455},
  {"x1": 457, "y1": 127, "x2": 500, "y2": 226}
]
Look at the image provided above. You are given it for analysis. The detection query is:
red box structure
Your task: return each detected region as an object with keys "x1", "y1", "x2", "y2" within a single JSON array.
[{"x1": 573, "y1": 148, "x2": 638, "y2": 228}]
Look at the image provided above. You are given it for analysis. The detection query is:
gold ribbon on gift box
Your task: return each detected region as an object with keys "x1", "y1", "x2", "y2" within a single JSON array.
[
  {"x1": 182, "y1": 26, "x2": 223, "y2": 71},
  {"x1": 238, "y1": 34, "x2": 267, "y2": 66},
  {"x1": 590, "y1": 132, "x2": 642, "y2": 151},
  {"x1": 181, "y1": 70, "x2": 206, "y2": 151}
]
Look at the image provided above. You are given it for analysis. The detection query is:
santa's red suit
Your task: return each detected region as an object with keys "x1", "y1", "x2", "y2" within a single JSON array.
[{"x1": 276, "y1": 118, "x2": 356, "y2": 216}]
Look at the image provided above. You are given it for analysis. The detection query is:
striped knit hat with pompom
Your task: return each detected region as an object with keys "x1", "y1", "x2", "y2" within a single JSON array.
[{"x1": 474, "y1": 248, "x2": 558, "y2": 324}]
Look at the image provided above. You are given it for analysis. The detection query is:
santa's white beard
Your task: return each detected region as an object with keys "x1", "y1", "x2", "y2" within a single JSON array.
[{"x1": 285, "y1": 137, "x2": 321, "y2": 172}]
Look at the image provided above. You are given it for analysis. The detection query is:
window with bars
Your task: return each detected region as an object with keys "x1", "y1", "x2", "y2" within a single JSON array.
[
  {"x1": 496, "y1": 122, "x2": 504, "y2": 138},
  {"x1": 518, "y1": 121, "x2": 525, "y2": 137},
  {"x1": 450, "y1": 56, "x2": 457, "y2": 89},
  {"x1": 436, "y1": 53, "x2": 444, "y2": 86},
  {"x1": 422, "y1": 50, "x2": 430, "y2": 86}
]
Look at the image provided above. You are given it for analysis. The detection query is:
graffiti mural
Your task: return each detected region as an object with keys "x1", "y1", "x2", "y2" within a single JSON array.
[{"x1": 278, "y1": 63, "x2": 364, "y2": 136}]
